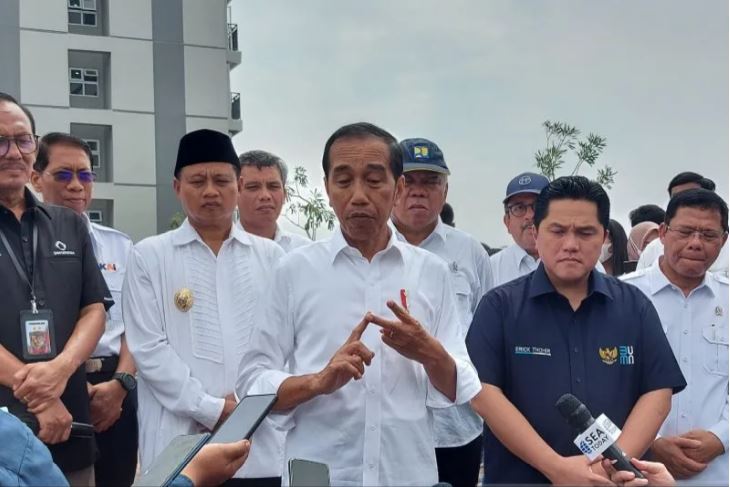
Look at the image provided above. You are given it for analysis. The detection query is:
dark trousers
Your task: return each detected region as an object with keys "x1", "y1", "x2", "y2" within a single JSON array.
[
  {"x1": 87, "y1": 370, "x2": 138, "y2": 487},
  {"x1": 436, "y1": 434, "x2": 483, "y2": 487},
  {"x1": 222, "y1": 477, "x2": 281, "y2": 487}
]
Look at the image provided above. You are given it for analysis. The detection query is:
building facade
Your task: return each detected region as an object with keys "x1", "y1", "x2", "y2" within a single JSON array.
[{"x1": 0, "y1": 0, "x2": 242, "y2": 241}]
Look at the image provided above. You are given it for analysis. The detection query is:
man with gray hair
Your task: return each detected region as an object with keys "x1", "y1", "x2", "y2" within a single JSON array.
[{"x1": 237, "y1": 150, "x2": 310, "y2": 252}]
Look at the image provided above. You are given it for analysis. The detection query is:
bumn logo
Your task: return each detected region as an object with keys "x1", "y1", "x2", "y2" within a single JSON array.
[{"x1": 619, "y1": 346, "x2": 635, "y2": 365}]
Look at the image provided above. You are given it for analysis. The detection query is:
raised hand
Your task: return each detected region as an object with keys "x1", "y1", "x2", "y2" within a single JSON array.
[{"x1": 314, "y1": 317, "x2": 374, "y2": 395}]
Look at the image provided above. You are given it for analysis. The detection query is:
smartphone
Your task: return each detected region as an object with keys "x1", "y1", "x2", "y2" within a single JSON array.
[
  {"x1": 288, "y1": 459, "x2": 330, "y2": 487},
  {"x1": 132, "y1": 433, "x2": 210, "y2": 487},
  {"x1": 208, "y1": 393, "x2": 277, "y2": 444}
]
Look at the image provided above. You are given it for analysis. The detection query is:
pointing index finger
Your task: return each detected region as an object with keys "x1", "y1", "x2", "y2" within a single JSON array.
[{"x1": 346, "y1": 316, "x2": 370, "y2": 343}]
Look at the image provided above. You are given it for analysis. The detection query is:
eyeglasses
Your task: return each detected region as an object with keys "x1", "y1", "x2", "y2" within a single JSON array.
[
  {"x1": 506, "y1": 202, "x2": 536, "y2": 217},
  {"x1": 45, "y1": 169, "x2": 96, "y2": 184},
  {"x1": 0, "y1": 134, "x2": 38, "y2": 157},
  {"x1": 666, "y1": 225, "x2": 727, "y2": 242}
]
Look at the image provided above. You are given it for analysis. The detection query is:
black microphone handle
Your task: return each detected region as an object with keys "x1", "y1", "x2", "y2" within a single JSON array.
[{"x1": 601, "y1": 443, "x2": 645, "y2": 479}]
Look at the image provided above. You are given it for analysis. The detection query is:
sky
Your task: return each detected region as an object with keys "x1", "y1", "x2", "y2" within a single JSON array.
[{"x1": 230, "y1": 0, "x2": 728, "y2": 247}]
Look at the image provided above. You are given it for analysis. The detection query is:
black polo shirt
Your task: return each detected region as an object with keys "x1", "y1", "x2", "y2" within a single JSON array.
[
  {"x1": 466, "y1": 263, "x2": 686, "y2": 484},
  {"x1": 0, "y1": 189, "x2": 112, "y2": 473}
]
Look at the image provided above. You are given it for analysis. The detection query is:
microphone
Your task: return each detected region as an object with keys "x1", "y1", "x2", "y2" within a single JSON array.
[
  {"x1": 555, "y1": 393, "x2": 644, "y2": 479},
  {"x1": 16, "y1": 413, "x2": 95, "y2": 439}
]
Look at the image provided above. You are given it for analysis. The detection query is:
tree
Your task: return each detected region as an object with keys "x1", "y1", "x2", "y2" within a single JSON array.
[
  {"x1": 534, "y1": 120, "x2": 617, "y2": 189},
  {"x1": 285, "y1": 166, "x2": 336, "y2": 240}
]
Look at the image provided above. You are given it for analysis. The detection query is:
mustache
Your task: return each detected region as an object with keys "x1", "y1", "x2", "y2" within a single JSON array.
[{"x1": 521, "y1": 222, "x2": 535, "y2": 231}]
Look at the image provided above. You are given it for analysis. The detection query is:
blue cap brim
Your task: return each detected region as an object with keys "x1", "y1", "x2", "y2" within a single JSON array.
[
  {"x1": 503, "y1": 188, "x2": 542, "y2": 204},
  {"x1": 403, "y1": 163, "x2": 450, "y2": 175}
]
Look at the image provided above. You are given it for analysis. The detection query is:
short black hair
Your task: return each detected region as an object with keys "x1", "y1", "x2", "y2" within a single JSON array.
[
  {"x1": 440, "y1": 202, "x2": 455, "y2": 227},
  {"x1": 667, "y1": 171, "x2": 715, "y2": 196},
  {"x1": 534, "y1": 176, "x2": 610, "y2": 230},
  {"x1": 0, "y1": 92, "x2": 36, "y2": 134},
  {"x1": 606, "y1": 219, "x2": 630, "y2": 276},
  {"x1": 629, "y1": 204, "x2": 666, "y2": 227},
  {"x1": 321, "y1": 122, "x2": 403, "y2": 179},
  {"x1": 35, "y1": 132, "x2": 93, "y2": 172},
  {"x1": 239, "y1": 150, "x2": 288, "y2": 185},
  {"x1": 665, "y1": 188, "x2": 728, "y2": 233}
]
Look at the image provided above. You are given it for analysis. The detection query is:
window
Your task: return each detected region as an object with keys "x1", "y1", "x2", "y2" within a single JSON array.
[
  {"x1": 68, "y1": 0, "x2": 97, "y2": 27},
  {"x1": 88, "y1": 209, "x2": 103, "y2": 224},
  {"x1": 69, "y1": 68, "x2": 99, "y2": 97},
  {"x1": 84, "y1": 139, "x2": 101, "y2": 169}
]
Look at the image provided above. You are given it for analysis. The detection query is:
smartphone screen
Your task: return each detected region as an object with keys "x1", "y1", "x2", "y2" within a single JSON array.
[
  {"x1": 132, "y1": 433, "x2": 209, "y2": 487},
  {"x1": 208, "y1": 393, "x2": 277, "y2": 444},
  {"x1": 288, "y1": 459, "x2": 330, "y2": 487}
]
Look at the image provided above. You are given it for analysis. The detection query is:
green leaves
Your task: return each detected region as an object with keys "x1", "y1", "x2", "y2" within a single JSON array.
[
  {"x1": 286, "y1": 166, "x2": 336, "y2": 239},
  {"x1": 535, "y1": 120, "x2": 617, "y2": 189}
]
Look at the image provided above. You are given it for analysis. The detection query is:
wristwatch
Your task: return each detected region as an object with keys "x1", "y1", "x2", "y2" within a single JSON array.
[{"x1": 112, "y1": 372, "x2": 137, "y2": 392}]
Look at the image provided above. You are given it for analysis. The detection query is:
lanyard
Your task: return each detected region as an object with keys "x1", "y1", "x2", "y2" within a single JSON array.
[{"x1": 0, "y1": 224, "x2": 39, "y2": 313}]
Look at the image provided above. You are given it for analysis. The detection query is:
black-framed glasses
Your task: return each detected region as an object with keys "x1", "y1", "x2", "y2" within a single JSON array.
[
  {"x1": 666, "y1": 225, "x2": 727, "y2": 242},
  {"x1": 0, "y1": 134, "x2": 38, "y2": 157},
  {"x1": 506, "y1": 202, "x2": 535, "y2": 217},
  {"x1": 45, "y1": 169, "x2": 96, "y2": 184}
]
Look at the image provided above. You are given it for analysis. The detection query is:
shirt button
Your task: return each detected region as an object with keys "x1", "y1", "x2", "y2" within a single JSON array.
[
  {"x1": 22, "y1": 236, "x2": 28, "y2": 243},
  {"x1": 38, "y1": 299, "x2": 45, "y2": 306},
  {"x1": 369, "y1": 425, "x2": 376, "y2": 431},
  {"x1": 368, "y1": 463, "x2": 375, "y2": 469},
  {"x1": 682, "y1": 358, "x2": 688, "y2": 363},
  {"x1": 683, "y1": 330, "x2": 689, "y2": 335},
  {"x1": 575, "y1": 377, "x2": 582, "y2": 383},
  {"x1": 573, "y1": 347, "x2": 579, "y2": 353}
]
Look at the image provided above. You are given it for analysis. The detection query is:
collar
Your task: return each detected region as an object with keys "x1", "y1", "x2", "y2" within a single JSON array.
[
  {"x1": 327, "y1": 225, "x2": 403, "y2": 265},
  {"x1": 528, "y1": 262, "x2": 614, "y2": 300},
  {"x1": 172, "y1": 218, "x2": 252, "y2": 247},
  {"x1": 508, "y1": 243, "x2": 538, "y2": 268},
  {"x1": 390, "y1": 217, "x2": 447, "y2": 248},
  {"x1": 647, "y1": 258, "x2": 715, "y2": 297},
  {"x1": 15, "y1": 188, "x2": 51, "y2": 219},
  {"x1": 273, "y1": 224, "x2": 289, "y2": 244}
]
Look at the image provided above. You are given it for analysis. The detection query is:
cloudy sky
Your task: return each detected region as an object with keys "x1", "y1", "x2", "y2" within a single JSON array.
[{"x1": 230, "y1": 0, "x2": 728, "y2": 247}]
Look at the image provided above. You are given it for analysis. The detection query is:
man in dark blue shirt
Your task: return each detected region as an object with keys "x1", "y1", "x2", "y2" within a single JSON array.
[{"x1": 467, "y1": 176, "x2": 686, "y2": 485}]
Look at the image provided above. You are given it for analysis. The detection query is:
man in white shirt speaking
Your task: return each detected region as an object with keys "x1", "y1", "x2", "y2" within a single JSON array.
[
  {"x1": 390, "y1": 137, "x2": 492, "y2": 487},
  {"x1": 123, "y1": 129, "x2": 285, "y2": 486},
  {"x1": 622, "y1": 188, "x2": 729, "y2": 485},
  {"x1": 490, "y1": 172, "x2": 550, "y2": 287},
  {"x1": 238, "y1": 122, "x2": 481, "y2": 487}
]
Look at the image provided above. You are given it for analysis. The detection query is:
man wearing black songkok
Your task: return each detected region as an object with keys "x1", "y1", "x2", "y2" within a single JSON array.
[{"x1": 122, "y1": 129, "x2": 287, "y2": 486}]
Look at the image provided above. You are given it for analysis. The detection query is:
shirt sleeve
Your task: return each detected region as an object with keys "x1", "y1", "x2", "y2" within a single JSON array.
[
  {"x1": 466, "y1": 291, "x2": 506, "y2": 389},
  {"x1": 638, "y1": 296, "x2": 687, "y2": 394},
  {"x1": 708, "y1": 391, "x2": 729, "y2": 451},
  {"x1": 476, "y1": 245, "x2": 495, "y2": 301},
  {"x1": 123, "y1": 246, "x2": 224, "y2": 430},
  {"x1": 236, "y1": 258, "x2": 296, "y2": 430},
  {"x1": 427, "y1": 264, "x2": 482, "y2": 408},
  {"x1": 78, "y1": 218, "x2": 113, "y2": 311}
]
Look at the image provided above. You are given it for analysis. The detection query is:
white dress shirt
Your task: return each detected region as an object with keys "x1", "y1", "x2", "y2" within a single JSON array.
[
  {"x1": 237, "y1": 227, "x2": 482, "y2": 486},
  {"x1": 274, "y1": 225, "x2": 311, "y2": 253},
  {"x1": 490, "y1": 243, "x2": 540, "y2": 287},
  {"x1": 622, "y1": 262, "x2": 729, "y2": 485},
  {"x1": 123, "y1": 219, "x2": 285, "y2": 478},
  {"x1": 637, "y1": 238, "x2": 729, "y2": 277},
  {"x1": 393, "y1": 219, "x2": 491, "y2": 447},
  {"x1": 87, "y1": 219, "x2": 133, "y2": 357}
]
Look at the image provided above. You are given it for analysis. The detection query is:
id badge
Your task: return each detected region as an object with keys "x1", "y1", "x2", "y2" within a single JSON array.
[{"x1": 19, "y1": 309, "x2": 57, "y2": 361}]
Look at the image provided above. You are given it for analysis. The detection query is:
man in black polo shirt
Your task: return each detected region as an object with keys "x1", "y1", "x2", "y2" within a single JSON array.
[
  {"x1": 467, "y1": 176, "x2": 686, "y2": 484},
  {"x1": 0, "y1": 93, "x2": 111, "y2": 486}
]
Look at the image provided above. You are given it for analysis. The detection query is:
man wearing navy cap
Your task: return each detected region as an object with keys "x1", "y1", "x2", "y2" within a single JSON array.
[
  {"x1": 123, "y1": 129, "x2": 286, "y2": 485},
  {"x1": 490, "y1": 172, "x2": 550, "y2": 287},
  {"x1": 391, "y1": 138, "x2": 493, "y2": 487}
]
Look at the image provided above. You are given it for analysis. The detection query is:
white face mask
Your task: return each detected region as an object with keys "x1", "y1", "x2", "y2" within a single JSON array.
[{"x1": 600, "y1": 242, "x2": 613, "y2": 263}]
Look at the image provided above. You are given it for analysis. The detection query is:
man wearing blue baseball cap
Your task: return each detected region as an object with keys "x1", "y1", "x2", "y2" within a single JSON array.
[
  {"x1": 391, "y1": 137, "x2": 493, "y2": 487},
  {"x1": 490, "y1": 172, "x2": 550, "y2": 287}
]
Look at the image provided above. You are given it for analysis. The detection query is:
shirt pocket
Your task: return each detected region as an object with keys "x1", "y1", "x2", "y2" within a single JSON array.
[
  {"x1": 702, "y1": 324, "x2": 729, "y2": 376},
  {"x1": 452, "y1": 272, "x2": 473, "y2": 336}
]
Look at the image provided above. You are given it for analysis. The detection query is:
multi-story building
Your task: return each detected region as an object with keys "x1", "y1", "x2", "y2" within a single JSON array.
[{"x1": 0, "y1": 0, "x2": 242, "y2": 240}]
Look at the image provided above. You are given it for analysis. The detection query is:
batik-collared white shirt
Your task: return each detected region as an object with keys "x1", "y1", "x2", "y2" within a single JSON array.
[
  {"x1": 393, "y1": 218, "x2": 492, "y2": 447},
  {"x1": 237, "y1": 226, "x2": 482, "y2": 486},
  {"x1": 87, "y1": 218, "x2": 133, "y2": 357},
  {"x1": 622, "y1": 262, "x2": 729, "y2": 486},
  {"x1": 123, "y1": 219, "x2": 284, "y2": 478}
]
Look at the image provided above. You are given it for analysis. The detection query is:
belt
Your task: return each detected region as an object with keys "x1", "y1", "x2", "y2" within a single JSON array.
[{"x1": 85, "y1": 355, "x2": 119, "y2": 374}]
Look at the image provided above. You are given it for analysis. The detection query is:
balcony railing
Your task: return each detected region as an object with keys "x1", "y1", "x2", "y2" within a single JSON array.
[
  {"x1": 227, "y1": 23, "x2": 239, "y2": 51},
  {"x1": 231, "y1": 92, "x2": 241, "y2": 120}
]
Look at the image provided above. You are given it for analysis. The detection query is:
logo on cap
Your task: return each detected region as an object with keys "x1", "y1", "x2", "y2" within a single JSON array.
[
  {"x1": 518, "y1": 175, "x2": 532, "y2": 185},
  {"x1": 413, "y1": 146, "x2": 429, "y2": 159},
  {"x1": 55, "y1": 241, "x2": 67, "y2": 251}
]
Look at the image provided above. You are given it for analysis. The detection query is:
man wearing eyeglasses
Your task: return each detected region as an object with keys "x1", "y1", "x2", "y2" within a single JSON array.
[
  {"x1": 0, "y1": 93, "x2": 111, "y2": 486},
  {"x1": 622, "y1": 188, "x2": 729, "y2": 486},
  {"x1": 490, "y1": 172, "x2": 550, "y2": 287},
  {"x1": 30, "y1": 133, "x2": 138, "y2": 487}
]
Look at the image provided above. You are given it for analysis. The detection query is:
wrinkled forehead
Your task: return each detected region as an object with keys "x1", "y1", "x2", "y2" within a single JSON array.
[{"x1": 0, "y1": 101, "x2": 33, "y2": 135}]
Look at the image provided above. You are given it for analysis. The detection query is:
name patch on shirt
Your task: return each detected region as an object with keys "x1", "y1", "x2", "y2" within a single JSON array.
[{"x1": 514, "y1": 345, "x2": 551, "y2": 357}]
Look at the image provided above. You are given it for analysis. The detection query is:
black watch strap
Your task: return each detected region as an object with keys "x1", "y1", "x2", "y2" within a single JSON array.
[{"x1": 113, "y1": 372, "x2": 136, "y2": 392}]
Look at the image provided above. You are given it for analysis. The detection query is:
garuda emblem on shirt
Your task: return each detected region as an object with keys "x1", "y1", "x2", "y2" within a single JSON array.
[
  {"x1": 174, "y1": 288, "x2": 194, "y2": 312},
  {"x1": 599, "y1": 347, "x2": 618, "y2": 365}
]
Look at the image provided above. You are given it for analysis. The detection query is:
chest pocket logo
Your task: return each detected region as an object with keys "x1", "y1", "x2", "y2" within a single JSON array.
[{"x1": 599, "y1": 347, "x2": 618, "y2": 365}]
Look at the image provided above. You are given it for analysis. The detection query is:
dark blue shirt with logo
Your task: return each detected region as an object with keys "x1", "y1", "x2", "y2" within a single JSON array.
[{"x1": 466, "y1": 263, "x2": 686, "y2": 484}]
